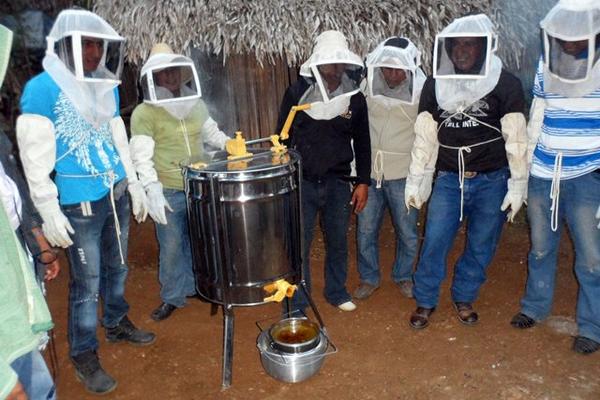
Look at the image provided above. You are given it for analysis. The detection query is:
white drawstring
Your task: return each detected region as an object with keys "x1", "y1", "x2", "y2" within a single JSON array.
[
  {"x1": 456, "y1": 146, "x2": 471, "y2": 222},
  {"x1": 397, "y1": 104, "x2": 415, "y2": 125},
  {"x1": 180, "y1": 119, "x2": 192, "y2": 157},
  {"x1": 56, "y1": 169, "x2": 125, "y2": 264},
  {"x1": 373, "y1": 150, "x2": 384, "y2": 189},
  {"x1": 372, "y1": 149, "x2": 410, "y2": 189},
  {"x1": 437, "y1": 109, "x2": 504, "y2": 222},
  {"x1": 550, "y1": 152, "x2": 563, "y2": 232},
  {"x1": 107, "y1": 171, "x2": 125, "y2": 264}
]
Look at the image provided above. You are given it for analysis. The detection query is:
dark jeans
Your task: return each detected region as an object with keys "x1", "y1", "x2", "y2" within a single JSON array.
[
  {"x1": 155, "y1": 189, "x2": 195, "y2": 307},
  {"x1": 292, "y1": 176, "x2": 352, "y2": 310},
  {"x1": 62, "y1": 184, "x2": 130, "y2": 357},
  {"x1": 413, "y1": 168, "x2": 508, "y2": 308}
]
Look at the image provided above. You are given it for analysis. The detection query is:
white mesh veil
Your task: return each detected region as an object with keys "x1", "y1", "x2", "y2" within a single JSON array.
[
  {"x1": 140, "y1": 45, "x2": 201, "y2": 120},
  {"x1": 365, "y1": 36, "x2": 426, "y2": 107},
  {"x1": 541, "y1": 0, "x2": 600, "y2": 97},
  {"x1": 434, "y1": 14, "x2": 502, "y2": 113},
  {"x1": 42, "y1": 9, "x2": 124, "y2": 127},
  {"x1": 299, "y1": 31, "x2": 364, "y2": 120}
]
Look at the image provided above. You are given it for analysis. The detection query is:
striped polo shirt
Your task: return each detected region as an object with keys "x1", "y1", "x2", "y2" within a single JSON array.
[{"x1": 530, "y1": 59, "x2": 600, "y2": 180}]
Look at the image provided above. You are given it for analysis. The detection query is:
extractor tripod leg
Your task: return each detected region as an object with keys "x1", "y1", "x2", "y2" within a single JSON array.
[
  {"x1": 221, "y1": 304, "x2": 234, "y2": 388},
  {"x1": 299, "y1": 281, "x2": 325, "y2": 329}
]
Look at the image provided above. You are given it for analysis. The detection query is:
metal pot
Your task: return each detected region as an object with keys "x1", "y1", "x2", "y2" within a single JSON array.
[
  {"x1": 257, "y1": 328, "x2": 328, "y2": 383},
  {"x1": 269, "y1": 317, "x2": 320, "y2": 354}
]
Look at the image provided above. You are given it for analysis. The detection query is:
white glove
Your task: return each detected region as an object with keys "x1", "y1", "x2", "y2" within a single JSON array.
[
  {"x1": 420, "y1": 169, "x2": 434, "y2": 204},
  {"x1": 596, "y1": 204, "x2": 600, "y2": 229},
  {"x1": 501, "y1": 179, "x2": 527, "y2": 222},
  {"x1": 38, "y1": 200, "x2": 74, "y2": 248},
  {"x1": 405, "y1": 175, "x2": 423, "y2": 210},
  {"x1": 146, "y1": 182, "x2": 173, "y2": 225},
  {"x1": 110, "y1": 117, "x2": 149, "y2": 222},
  {"x1": 16, "y1": 114, "x2": 60, "y2": 207},
  {"x1": 129, "y1": 135, "x2": 158, "y2": 188},
  {"x1": 404, "y1": 169, "x2": 434, "y2": 210},
  {"x1": 128, "y1": 180, "x2": 148, "y2": 223},
  {"x1": 405, "y1": 112, "x2": 439, "y2": 211}
]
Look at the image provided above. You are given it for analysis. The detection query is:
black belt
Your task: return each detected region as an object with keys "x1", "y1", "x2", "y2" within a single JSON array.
[{"x1": 303, "y1": 174, "x2": 357, "y2": 184}]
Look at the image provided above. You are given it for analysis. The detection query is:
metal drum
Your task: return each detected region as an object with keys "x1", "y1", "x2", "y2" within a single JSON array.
[{"x1": 184, "y1": 149, "x2": 302, "y2": 306}]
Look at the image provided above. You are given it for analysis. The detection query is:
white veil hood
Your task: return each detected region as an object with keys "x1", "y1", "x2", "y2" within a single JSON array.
[
  {"x1": 299, "y1": 30, "x2": 364, "y2": 120},
  {"x1": 43, "y1": 9, "x2": 124, "y2": 128},
  {"x1": 140, "y1": 46, "x2": 201, "y2": 121},
  {"x1": 434, "y1": 14, "x2": 502, "y2": 113},
  {"x1": 365, "y1": 37, "x2": 426, "y2": 107},
  {"x1": 541, "y1": 0, "x2": 600, "y2": 97}
]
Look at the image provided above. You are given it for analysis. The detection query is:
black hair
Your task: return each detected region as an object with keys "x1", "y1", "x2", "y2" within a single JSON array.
[{"x1": 384, "y1": 37, "x2": 409, "y2": 49}]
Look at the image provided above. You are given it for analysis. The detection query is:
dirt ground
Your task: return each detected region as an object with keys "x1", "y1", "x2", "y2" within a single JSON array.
[{"x1": 45, "y1": 212, "x2": 600, "y2": 400}]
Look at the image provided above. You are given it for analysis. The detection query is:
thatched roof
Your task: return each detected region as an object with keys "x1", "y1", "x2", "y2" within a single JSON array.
[{"x1": 94, "y1": 0, "x2": 546, "y2": 72}]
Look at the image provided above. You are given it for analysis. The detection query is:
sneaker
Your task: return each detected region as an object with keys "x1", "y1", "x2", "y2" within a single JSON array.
[
  {"x1": 573, "y1": 336, "x2": 600, "y2": 354},
  {"x1": 396, "y1": 280, "x2": 414, "y2": 299},
  {"x1": 353, "y1": 283, "x2": 379, "y2": 300},
  {"x1": 71, "y1": 350, "x2": 117, "y2": 395},
  {"x1": 105, "y1": 316, "x2": 156, "y2": 345},
  {"x1": 337, "y1": 301, "x2": 357, "y2": 312}
]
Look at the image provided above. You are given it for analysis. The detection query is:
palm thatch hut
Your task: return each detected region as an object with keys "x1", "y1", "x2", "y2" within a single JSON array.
[{"x1": 94, "y1": 0, "x2": 540, "y2": 139}]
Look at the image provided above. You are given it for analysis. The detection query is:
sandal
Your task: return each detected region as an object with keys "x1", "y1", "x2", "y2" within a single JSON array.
[
  {"x1": 453, "y1": 302, "x2": 478, "y2": 326},
  {"x1": 409, "y1": 307, "x2": 435, "y2": 330},
  {"x1": 510, "y1": 312, "x2": 536, "y2": 329}
]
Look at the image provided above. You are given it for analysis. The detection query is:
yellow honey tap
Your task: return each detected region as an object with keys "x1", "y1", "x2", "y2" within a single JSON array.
[
  {"x1": 263, "y1": 279, "x2": 297, "y2": 303},
  {"x1": 226, "y1": 131, "x2": 252, "y2": 160}
]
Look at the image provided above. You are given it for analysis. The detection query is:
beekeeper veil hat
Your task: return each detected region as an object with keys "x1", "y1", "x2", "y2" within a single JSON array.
[
  {"x1": 433, "y1": 14, "x2": 503, "y2": 113},
  {"x1": 140, "y1": 43, "x2": 201, "y2": 120},
  {"x1": 42, "y1": 9, "x2": 125, "y2": 127},
  {"x1": 540, "y1": 0, "x2": 600, "y2": 97},
  {"x1": 299, "y1": 30, "x2": 364, "y2": 120},
  {"x1": 365, "y1": 36, "x2": 426, "y2": 106}
]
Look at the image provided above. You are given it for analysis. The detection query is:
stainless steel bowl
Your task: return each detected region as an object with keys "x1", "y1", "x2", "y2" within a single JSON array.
[
  {"x1": 257, "y1": 328, "x2": 328, "y2": 383},
  {"x1": 268, "y1": 317, "x2": 321, "y2": 354}
]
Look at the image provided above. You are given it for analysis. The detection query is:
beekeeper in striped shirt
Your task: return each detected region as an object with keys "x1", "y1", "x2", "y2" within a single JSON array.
[{"x1": 511, "y1": 0, "x2": 600, "y2": 355}]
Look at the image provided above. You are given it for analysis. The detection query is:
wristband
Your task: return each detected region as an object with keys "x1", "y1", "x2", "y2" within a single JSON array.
[{"x1": 36, "y1": 249, "x2": 58, "y2": 265}]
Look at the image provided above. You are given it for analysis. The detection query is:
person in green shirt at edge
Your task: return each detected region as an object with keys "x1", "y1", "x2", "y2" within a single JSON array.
[
  {"x1": 0, "y1": 24, "x2": 57, "y2": 400},
  {"x1": 130, "y1": 43, "x2": 234, "y2": 321}
]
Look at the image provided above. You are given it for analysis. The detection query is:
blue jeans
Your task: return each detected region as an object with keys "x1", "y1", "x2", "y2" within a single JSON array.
[
  {"x1": 520, "y1": 173, "x2": 600, "y2": 343},
  {"x1": 292, "y1": 177, "x2": 352, "y2": 309},
  {"x1": 11, "y1": 350, "x2": 56, "y2": 400},
  {"x1": 63, "y1": 181, "x2": 130, "y2": 357},
  {"x1": 413, "y1": 168, "x2": 508, "y2": 308},
  {"x1": 357, "y1": 178, "x2": 418, "y2": 286},
  {"x1": 155, "y1": 189, "x2": 196, "y2": 307}
]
